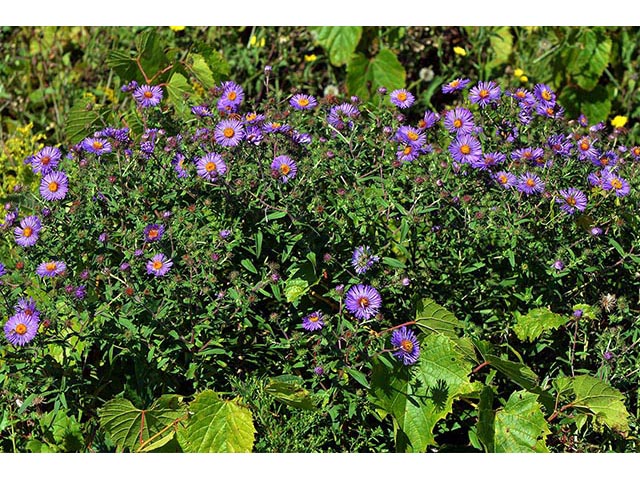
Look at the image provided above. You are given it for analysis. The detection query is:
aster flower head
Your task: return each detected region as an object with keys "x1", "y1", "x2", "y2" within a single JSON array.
[
  {"x1": 31, "y1": 146, "x2": 62, "y2": 174},
  {"x1": 470, "y1": 151, "x2": 506, "y2": 170},
  {"x1": 196, "y1": 153, "x2": 227, "y2": 182},
  {"x1": 547, "y1": 134, "x2": 573, "y2": 157},
  {"x1": 15, "y1": 297, "x2": 40, "y2": 320},
  {"x1": 0, "y1": 263, "x2": 6, "y2": 277},
  {"x1": 533, "y1": 83, "x2": 556, "y2": 107},
  {"x1": 82, "y1": 136, "x2": 112, "y2": 156},
  {"x1": 144, "y1": 223, "x2": 165, "y2": 242},
  {"x1": 395, "y1": 126, "x2": 426, "y2": 149},
  {"x1": 220, "y1": 81, "x2": 244, "y2": 107},
  {"x1": 4, "y1": 313, "x2": 39, "y2": 347},
  {"x1": 449, "y1": 134, "x2": 482, "y2": 164},
  {"x1": 36, "y1": 260, "x2": 67, "y2": 278},
  {"x1": 14, "y1": 215, "x2": 42, "y2": 247},
  {"x1": 443, "y1": 108, "x2": 475, "y2": 135},
  {"x1": 576, "y1": 136, "x2": 599, "y2": 161},
  {"x1": 146, "y1": 253, "x2": 173, "y2": 277},
  {"x1": 536, "y1": 102, "x2": 564, "y2": 120},
  {"x1": 345, "y1": 284, "x2": 382, "y2": 320},
  {"x1": 271, "y1": 155, "x2": 297, "y2": 183},
  {"x1": 469, "y1": 80, "x2": 501, "y2": 107},
  {"x1": 171, "y1": 153, "x2": 189, "y2": 178},
  {"x1": 442, "y1": 77, "x2": 471, "y2": 94},
  {"x1": 302, "y1": 311, "x2": 325, "y2": 331},
  {"x1": 214, "y1": 119, "x2": 245, "y2": 147},
  {"x1": 418, "y1": 111, "x2": 440, "y2": 130},
  {"x1": 290, "y1": 93, "x2": 318, "y2": 110},
  {"x1": 396, "y1": 144, "x2": 420, "y2": 163},
  {"x1": 244, "y1": 125, "x2": 264, "y2": 145},
  {"x1": 133, "y1": 85, "x2": 163, "y2": 108},
  {"x1": 556, "y1": 187, "x2": 588, "y2": 214},
  {"x1": 602, "y1": 171, "x2": 631, "y2": 197},
  {"x1": 40, "y1": 170, "x2": 69, "y2": 201},
  {"x1": 390, "y1": 89, "x2": 415, "y2": 109},
  {"x1": 592, "y1": 150, "x2": 618, "y2": 168},
  {"x1": 390, "y1": 326, "x2": 420, "y2": 366},
  {"x1": 510, "y1": 88, "x2": 536, "y2": 107},
  {"x1": 630, "y1": 145, "x2": 640, "y2": 160},
  {"x1": 327, "y1": 103, "x2": 360, "y2": 131},
  {"x1": 351, "y1": 246, "x2": 380, "y2": 275},
  {"x1": 191, "y1": 105, "x2": 212, "y2": 117},
  {"x1": 244, "y1": 112, "x2": 266, "y2": 125},
  {"x1": 517, "y1": 172, "x2": 545, "y2": 195}
]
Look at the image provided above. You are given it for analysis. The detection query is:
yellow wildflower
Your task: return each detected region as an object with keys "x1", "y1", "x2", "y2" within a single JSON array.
[
  {"x1": 514, "y1": 68, "x2": 524, "y2": 77},
  {"x1": 519, "y1": 75, "x2": 528, "y2": 83},
  {"x1": 170, "y1": 26, "x2": 185, "y2": 32},
  {"x1": 453, "y1": 46, "x2": 467, "y2": 56},
  {"x1": 611, "y1": 115, "x2": 628, "y2": 129},
  {"x1": 304, "y1": 54, "x2": 317, "y2": 62}
]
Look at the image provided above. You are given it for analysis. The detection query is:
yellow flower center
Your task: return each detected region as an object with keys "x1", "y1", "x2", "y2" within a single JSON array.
[
  {"x1": 453, "y1": 119, "x2": 462, "y2": 128},
  {"x1": 48, "y1": 181, "x2": 59, "y2": 192},
  {"x1": 611, "y1": 179, "x2": 623, "y2": 190},
  {"x1": 223, "y1": 127, "x2": 235, "y2": 138},
  {"x1": 418, "y1": 119, "x2": 426, "y2": 129},
  {"x1": 153, "y1": 260, "x2": 163, "y2": 270},
  {"x1": 400, "y1": 339, "x2": 414, "y2": 352},
  {"x1": 397, "y1": 92, "x2": 407, "y2": 102},
  {"x1": 144, "y1": 90, "x2": 153, "y2": 99},
  {"x1": 93, "y1": 141, "x2": 103, "y2": 150},
  {"x1": 407, "y1": 131, "x2": 419, "y2": 141},
  {"x1": 15, "y1": 323, "x2": 27, "y2": 335},
  {"x1": 205, "y1": 161, "x2": 217, "y2": 172},
  {"x1": 580, "y1": 141, "x2": 590, "y2": 151},
  {"x1": 460, "y1": 145, "x2": 471, "y2": 155},
  {"x1": 450, "y1": 80, "x2": 460, "y2": 88},
  {"x1": 309, "y1": 315, "x2": 319, "y2": 323},
  {"x1": 358, "y1": 297, "x2": 369, "y2": 308},
  {"x1": 45, "y1": 262, "x2": 56, "y2": 271},
  {"x1": 403, "y1": 146, "x2": 412, "y2": 155},
  {"x1": 148, "y1": 229, "x2": 159, "y2": 239},
  {"x1": 541, "y1": 90, "x2": 552, "y2": 101},
  {"x1": 498, "y1": 175, "x2": 508, "y2": 184},
  {"x1": 566, "y1": 196, "x2": 576, "y2": 206},
  {"x1": 600, "y1": 157, "x2": 609, "y2": 165},
  {"x1": 41, "y1": 156, "x2": 51, "y2": 165},
  {"x1": 227, "y1": 91, "x2": 237, "y2": 101},
  {"x1": 271, "y1": 122, "x2": 281, "y2": 129},
  {"x1": 633, "y1": 147, "x2": 640, "y2": 156},
  {"x1": 545, "y1": 107, "x2": 554, "y2": 116},
  {"x1": 23, "y1": 227, "x2": 33, "y2": 237},
  {"x1": 246, "y1": 113, "x2": 256, "y2": 121},
  {"x1": 516, "y1": 90, "x2": 525, "y2": 99},
  {"x1": 526, "y1": 178, "x2": 535, "y2": 187},
  {"x1": 279, "y1": 164, "x2": 291, "y2": 175},
  {"x1": 298, "y1": 98, "x2": 309, "y2": 107},
  {"x1": 479, "y1": 89, "x2": 489, "y2": 99}
]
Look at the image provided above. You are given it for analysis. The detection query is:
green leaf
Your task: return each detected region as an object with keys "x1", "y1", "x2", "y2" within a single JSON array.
[
  {"x1": 494, "y1": 391, "x2": 550, "y2": 452},
  {"x1": 189, "y1": 53, "x2": 215, "y2": 90},
  {"x1": 570, "y1": 29, "x2": 611, "y2": 91},
  {"x1": 483, "y1": 353, "x2": 539, "y2": 391},
  {"x1": 382, "y1": 257, "x2": 405, "y2": 269},
  {"x1": 559, "y1": 375, "x2": 629, "y2": 433},
  {"x1": 414, "y1": 298, "x2": 464, "y2": 339},
  {"x1": 98, "y1": 395, "x2": 186, "y2": 452},
  {"x1": 178, "y1": 391, "x2": 255, "y2": 453},
  {"x1": 166, "y1": 72, "x2": 197, "y2": 118},
  {"x1": 284, "y1": 278, "x2": 309, "y2": 303},
  {"x1": 240, "y1": 258, "x2": 258, "y2": 275},
  {"x1": 476, "y1": 386, "x2": 495, "y2": 452},
  {"x1": 65, "y1": 99, "x2": 105, "y2": 145},
  {"x1": 558, "y1": 84, "x2": 612, "y2": 124},
  {"x1": 370, "y1": 334, "x2": 476, "y2": 452},
  {"x1": 512, "y1": 307, "x2": 569, "y2": 342},
  {"x1": 485, "y1": 27, "x2": 513, "y2": 77},
  {"x1": 106, "y1": 50, "x2": 140, "y2": 83},
  {"x1": 346, "y1": 49, "x2": 406, "y2": 101},
  {"x1": 265, "y1": 375, "x2": 317, "y2": 410},
  {"x1": 310, "y1": 26, "x2": 362, "y2": 67}
]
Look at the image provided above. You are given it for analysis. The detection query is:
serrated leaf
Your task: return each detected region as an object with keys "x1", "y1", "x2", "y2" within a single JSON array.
[
  {"x1": 265, "y1": 375, "x2": 317, "y2": 410},
  {"x1": 65, "y1": 100, "x2": 104, "y2": 145},
  {"x1": 189, "y1": 53, "x2": 215, "y2": 90},
  {"x1": 106, "y1": 50, "x2": 140, "y2": 83},
  {"x1": 166, "y1": 72, "x2": 197, "y2": 118},
  {"x1": 565, "y1": 375, "x2": 629, "y2": 433},
  {"x1": 494, "y1": 391, "x2": 550, "y2": 452},
  {"x1": 485, "y1": 27, "x2": 513, "y2": 77},
  {"x1": 483, "y1": 353, "x2": 539, "y2": 391},
  {"x1": 570, "y1": 29, "x2": 611, "y2": 91},
  {"x1": 558, "y1": 84, "x2": 612, "y2": 124},
  {"x1": 346, "y1": 49, "x2": 405, "y2": 101},
  {"x1": 311, "y1": 26, "x2": 362, "y2": 67},
  {"x1": 179, "y1": 391, "x2": 255, "y2": 453},
  {"x1": 414, "y1": 298, "x2": 464, "y2": 339},
  {"x1": 284, "y1": 278, "x2": 309, "y2": 303},
  {"x1": 370, "y1": 334, "x2": 476, "y2": 452},
  {"x1": 98, "y1": 395, "x2": 186, "y2": 452},
  {"x1": 513, "y1": 307, "x2": 569, "y2": 342}
]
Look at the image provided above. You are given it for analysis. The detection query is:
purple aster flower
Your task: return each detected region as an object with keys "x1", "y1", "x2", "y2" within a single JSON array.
[
  {"x1": 244, "y1": 112, "x2": 266, "y2": 125},
  {"x1": 602, "y1": 172, "x2": 631, "y2": 197},
  {"x1": 36, "y1": 260, "x2": 67, "y2": 278},
  {"x1": 0, "y1": 263, "x2": 6, "y2": 277},
  {"x1": 547, "y1": 134, "x2": 573, "y2": 157},
  {"x1": 536, "y1": 102, "x2": 564, "y2": 120},
  {"x1": 553, "y1": 260, "x2": 565, "y2": 271},
  {"x1": 588, "y1": 169, "x2": 609, "y2": 188},
  {"x1": 576, "y1": 136, "x2": 599, "y2": 161},
  {"x1": 302, "y1": 311, "x2": 325, "y2": 331},
  {"x1": 74, "y1": 285, "x2": 86, "y2": 300},
  {"x1": 401, "y1": 277, "x2": 411, "y2": 286},
  {"x1": 171, "y1": 153, "x2": 189, "y2": 178},
  {"x1": 345, "y1": 284, "x2": 382, "y2": 320},
  {"x1": 573, "y1": 309, "x2": 583, "y2": 319},
  {"x1": 517, "y1": 172, "x2": 545, "y2": 195},
  {"x1": 443, "y1": 108, "x2": 475, "y2": 135},
  {"x1": 219, "y1": 229, "x2": 232, "y2": 239},
  {"x1": 134, "y1": 249, "x2": 144, "y2": 257},
  {"x1": 82, "y1": 137, "x2": 112, "y2": 156},
  {"x1": 418, "y1": 111, "x2": 440, "y2": 130},
  {"x1": 214, "y1": 119, "x2": 245, "y2": 147},
  {"x1": 390, "y1": 326, "x2": 420, "y2": 366},
  {"x1": 196, "y1": 153, "x2": 227, "y2": 182},
  {"x1": 590, "y1": 227, "x2": 603, "y2": 236},
  {"x1": 533, "y1": 83, "x2": 556, "y2": 107},
  {"x1": 14, "y1": 215, "x2": 41, "y2": 247},
  {"x1": 133, "y1": 85, "x2": 163, "y2": 108},
  {"x1": 121, "y1": 80, "x2": 138, "y2": 93},
  {"x1": 98, "y1": 232, "x2": 108, "y2": 244},
  {"x1": 314, "y1": 366, "x2": 325, "y2": 376},
  {"x1": 327, "y1": 103, "x2": 360, "y2": 131},
  {"x1": 31, "y1": 146, "x2": 61, "y2": 174},
  {"x1": 396, "y1": 144, "x2": 420, "y2": 162},
  {"x1": 40, "y1": 171, "x2": 69, "y2": 201},
  {"x1": 557, "y1": 188, "x2": 588, "y2": 214},
  {"x1": 262, "y1": 121, "x2": 291, "y2": 135},
  {"x1": 512, "y1": 147, "x2": 545, "y2": 166},
  {"x1": 578, "y1": 113, "x2": 589, "y2": 127},
  {"x1": 469, "y1": 80, "x2": 501, "y2": 107},
  {"x1": 630, "y1": 146, "x2": 640, "y2": 160},
  {"x1": 144, "y1": 223, "x2": 165, "y2": 242},
  {"x1": 146, "y1": 253, "x2": 173, "y2": 277},
  {"x1": 271, "y1": 155, "x2": 297, "y2": 183},
  {"x1": 292, "y1": 131, "x2": 312, "y2": 145},
  {"x1": 290, "y1": 93, "x2": 318, "y2": 110},
  {"x1": 395, "y1": 126, "x2": 426, "y2": 148},
  {"x1": 592, "y1": 150, "x2": 618, "y2": 168},
  {"x1": 191, "y1": 105, "x2": 212, "y2": 117},
  {"x1": 470, "y1": 152, "x2": 506, "y2": 170},
  {"x1": 120, "y1": 262, "x2": 130, "y2": 271},
  {"x1": 510, "y1": 88, "x2": 536, "y2": 107},
  {"x1": 351, "y1": 246, "x2": 380, "y2": 275},
  {"x1": 15, "y1": 297, "x2": 40, "y2": 320},
  {"x1": 390, "y1": 89, "x2": 415, "y2": 109},
  {"x1": 442, "y1": 77, "x2": 471, "y2": 94},
  {"x1": 4, "y1": 313, "x2": 39, "y2": 347},
  {"x1": 603, "y1": 351, "x2": 614, "y2": 361},
  {"x1": 218, "y1": 81, "x2": 244, "y2": 109},
  {"x1": 448, "y1": 134, "x2": 482, "y2": 164}
]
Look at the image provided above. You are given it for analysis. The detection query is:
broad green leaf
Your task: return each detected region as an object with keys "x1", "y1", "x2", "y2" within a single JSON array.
[
  {"x1": 483, "y1": 353, "x2": 539, "y2": 391},
  {"x1": 494, "y1": 391, "x2": 550, "y2": 453},
  {"x1": 284, "y1": 278, "x2": 309, "y2": 303},
  {"x1": 558, "y1": 84, "x2": 612, "y2": 124},
  {"x1": 563, "y1": 375, "x2": 629, "y2": 433},
  {"x1": 370, "y1": 334, "x2": 476, "y2": 452},
  {"x1": 136, "y1": 30, "x2": 170, "y2": 83},
  {"x1": 485, "y1": 27, "x2": 513, "y2": 77},
  {"x1": 178, "y1": 390, "x2": 255, "y2": 453},
  {"x1": 166, "y1": 72, "x2": 197, "y2": 118},
  {"x1": 64, "y1": 99, "x2": 105, "y2": 145},
  {"x1": 570, "y1": 29, "x2": 611, "y2": 91},
  {"x1": 476, "y1": 386, "x2": 495, "y2": 452},
  {"x1": 106, "y1": 50, "x2": 140, "y2": 83},
  {"x1": 265, "y1": 375, "x2": 317, "y2": 410},
  {"x1": 189, "y1": 53, "x2": 215, "y2": 90},
  {"x1": 346, "y1": 49, "x2": 405, "y2": 101},
  {"x1": 414, "y1": 298, "x2": 464, "y2": 339},
  {"x1": 513, "y1": 307, "x2": 569, "y2": 342},
  {"x1": 382, "y1": 257, "x2": 406, "y2": 269},
  {"x1": 310, "y1": 26, "x2": 362, "y2": 67},
  {"x1": 98, "y1": 395, "x2": 186, "y2": 452}
]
